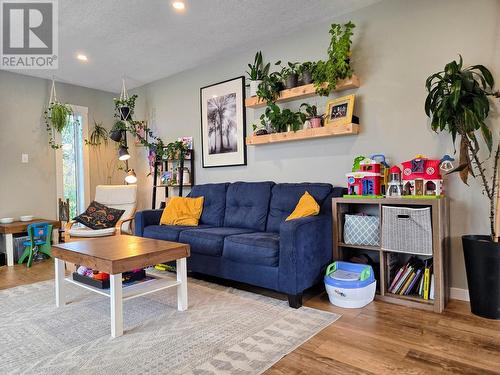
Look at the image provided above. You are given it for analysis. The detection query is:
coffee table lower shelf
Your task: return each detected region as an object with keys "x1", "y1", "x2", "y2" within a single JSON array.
[
  {"x1": 64, "y1": 273, "x2": 181, "y2": 301},
  {"x1": 55, "y1": 257, "x2": 188, "y2": 338}
]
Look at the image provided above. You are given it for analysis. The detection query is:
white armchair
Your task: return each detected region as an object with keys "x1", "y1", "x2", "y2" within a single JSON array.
[{"x1": 65, "y1": 185, "x2": 137, "y2": 241}]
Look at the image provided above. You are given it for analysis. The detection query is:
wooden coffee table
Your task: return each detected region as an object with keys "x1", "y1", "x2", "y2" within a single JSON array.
[{"x1": 52, "y1": 235, "x2": 190, "y2": 338}]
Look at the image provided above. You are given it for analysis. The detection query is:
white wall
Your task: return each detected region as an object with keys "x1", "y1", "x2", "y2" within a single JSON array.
[
  {"x1": 0, "y1": 71, "x2": 120, "y2": 220},
  {"x1": 131, "y1": 0, "x2": 500, "y2": 289}
]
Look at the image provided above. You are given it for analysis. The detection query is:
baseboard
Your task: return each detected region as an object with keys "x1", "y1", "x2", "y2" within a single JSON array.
[{"x1": 449, "y1": 287, "x2": 470, "y2": 302}]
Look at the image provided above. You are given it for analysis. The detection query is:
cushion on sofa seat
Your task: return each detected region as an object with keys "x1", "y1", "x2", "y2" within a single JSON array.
[
  {"x1": 266, "y1": 183, "x2": 332, "y2": 232},
  {"x1": 223, "y1": 232, "x2": 280, "y2": 267},
  {"x1": 224, "y1": 181, "x2": 274, "y2": 231},
  {"x1": 143, "y1": 224, "x2": 213, "y2": 242},
  {"x1": 179, "y1": 227, "x2": 255, "y2": 257},
  {"x1": 188, "y1": 183, "x2": 229, "y2": 226}
]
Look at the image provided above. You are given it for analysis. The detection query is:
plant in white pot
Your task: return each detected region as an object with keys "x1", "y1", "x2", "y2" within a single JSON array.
[
  {"x1": 425, "y1": 56, "x2": 500, "y2": 319},
  {"x1": 246, "y1": 51, "x2": 270, "y2": 97}
]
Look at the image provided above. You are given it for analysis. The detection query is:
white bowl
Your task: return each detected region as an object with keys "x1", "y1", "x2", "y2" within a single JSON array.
[
  {"x1": 19, "y1": 215, "x2": 34, "y2": 222},
  {"x1": 0, "y1": 217, "x2": 14, "y2": 224}
]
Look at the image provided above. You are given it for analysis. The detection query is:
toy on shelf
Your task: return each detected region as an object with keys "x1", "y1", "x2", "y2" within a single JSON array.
[
  {"x1": 386, "y1": 166, "x2": 403, "y2": 197},
  {"x1": 400, "y1": 154, "x2": 444, "y2": 198},
  {"x1": 346, "y1": 157, "x2": 383, "y2": 198},
  {"x1": 371, "y1": 154, "x2": 390, "y2": 195}
]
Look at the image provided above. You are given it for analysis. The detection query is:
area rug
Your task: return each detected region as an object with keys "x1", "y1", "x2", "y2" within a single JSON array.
[{"x1": 1, "y1": 277, "x2": 340, "y2": 374}]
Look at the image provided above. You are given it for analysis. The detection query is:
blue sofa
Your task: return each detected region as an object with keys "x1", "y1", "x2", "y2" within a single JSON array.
[{"x1": 135, "y1": 182, "x2": 344, "y2": 307}]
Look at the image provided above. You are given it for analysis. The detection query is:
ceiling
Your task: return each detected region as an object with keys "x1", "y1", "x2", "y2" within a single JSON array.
[{"x1": 4, "y1": 0, "x2": 379, "y2": 93}]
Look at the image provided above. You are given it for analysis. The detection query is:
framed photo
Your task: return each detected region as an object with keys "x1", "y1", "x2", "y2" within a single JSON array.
[
  {"x1": 325, "y1": 94, "x2": 355, "y2": 126},
  {"x1": 134, "y1": 121, "x2": 148, "y2": 146},
  {"x1": 200, "y1": 76, "x2": 247, "y2": 168}
]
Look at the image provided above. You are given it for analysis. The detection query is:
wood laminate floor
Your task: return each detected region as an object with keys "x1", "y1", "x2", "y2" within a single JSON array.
[{"x1": 2, "y1": 259, "x2": 500, "y2": 374}]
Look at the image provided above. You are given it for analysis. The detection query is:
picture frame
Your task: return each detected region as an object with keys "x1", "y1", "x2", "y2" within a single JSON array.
[
  {"x1": 200, "y1": 76, "x2": 247, "y2": 168},
  {"x1": 324, "y1": 94, "x2": 355, "y2": 126},
  {"x1": 134, "y1": 121, "x2": 148, "y2": 146}
]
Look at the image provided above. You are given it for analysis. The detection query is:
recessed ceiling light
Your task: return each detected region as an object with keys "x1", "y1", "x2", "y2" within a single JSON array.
[
  {"x1": 172, "y1": 1, "x2": 185, "y2": 11},
  {"x1": 77, "y1": 54, "x2": 88, "y2": 62}
]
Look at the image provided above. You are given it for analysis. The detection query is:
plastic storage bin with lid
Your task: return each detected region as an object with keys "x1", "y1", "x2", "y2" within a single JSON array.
[{"x1": 324, "y1": 261, "x2": 377, "y2": 308}]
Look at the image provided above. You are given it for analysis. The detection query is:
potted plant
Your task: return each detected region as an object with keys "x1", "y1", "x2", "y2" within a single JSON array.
[
  {"x1": 279, "y1": 61, "x2": 300, "y2": 89},
  {"x1": 300, "y1": 103, "x2": 323, "y2": 128},
  {"x1": 109, "y1": 120, "x2": 127, "y2": 142},
  {"x1": 425, "y1": 56, "x2": 500, "y2": 319},
  {"x1": 260, "y1": 103, "x2": 304, "y2": 133},
  {"x1": 299, "y1": 62, "x2": 316, "y2": 85},
  {"x1": 246, "y1": 51, "x2": 270, "y2": 97},
  {"x1": 114, "y1": 94, "x2": 138, "y2": 121},
  {"x1": 43, "y1": 102, "x2": 73, "y2": 149},
  {"x1": 313, "y1": 21, "x2": 355, "y2": 96},
  {"x1": 256, "y1": 71, "x2": 283, "y2": 104}
]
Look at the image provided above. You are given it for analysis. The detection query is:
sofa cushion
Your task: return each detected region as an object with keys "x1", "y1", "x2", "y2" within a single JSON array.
[
  {"x1": 179, "y1": 227, "x2": 254, "y2": 257},
  {"x1": 188, "y1": 183, "x2": 229, "y2": 226},
  {"x1": 266, "y1": 183, "x2": 332, "y2": 232},
  {"x1": 224, "y1": 182, "x2": 274, "y2": 231},
  {"x1": 144, "y1": 224, "x2": 213, "y2": 242},
  {"x1": 223, "y1": 232, "x2": 280, "y2": 267}
]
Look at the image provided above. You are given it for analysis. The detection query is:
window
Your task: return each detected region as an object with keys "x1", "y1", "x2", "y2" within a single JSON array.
[{"x1": 56, "y1": 106, "x2": 90, "y2": 218}]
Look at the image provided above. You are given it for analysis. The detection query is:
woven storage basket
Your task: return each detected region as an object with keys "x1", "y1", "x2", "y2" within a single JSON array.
[
  {"x1": 344, "y1": 214, "x2": 380, "y2": 246},
  {"x1": 381, "y1": 206, "x2": 432, "y2": 255}
]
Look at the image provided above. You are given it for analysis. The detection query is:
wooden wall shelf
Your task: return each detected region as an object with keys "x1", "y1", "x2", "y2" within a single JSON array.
[
  {"x1": 246, "y1": 123, "x2": 359, "y2": 145},
  {"x1": 245, "y1": 75, "x2": 360, "y2": 109}
]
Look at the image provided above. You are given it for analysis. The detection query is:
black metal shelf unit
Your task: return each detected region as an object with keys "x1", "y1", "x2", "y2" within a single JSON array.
[{"x1": 151, "y1": 150, "x2": 195, "y2": 209}]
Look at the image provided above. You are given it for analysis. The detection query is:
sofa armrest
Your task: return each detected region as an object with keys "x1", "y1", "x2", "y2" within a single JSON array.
[
  {"x1": 134, "y1": 209, "x2": 163, "y2": 236},
  {"x1": 278, "y1": 215, "x2": 332, "y2": 295}
]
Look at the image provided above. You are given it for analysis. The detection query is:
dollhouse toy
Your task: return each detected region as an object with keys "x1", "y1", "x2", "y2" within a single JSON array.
[
  {"x1": 386, "y1": 166, "x2": 403, "y2": 197},
  {"x1": 346, "y1": 157, "x2": 382, "y2": 197},
  {"x1": 401, "y1": 155, "x2": 443, "y2": 197}
]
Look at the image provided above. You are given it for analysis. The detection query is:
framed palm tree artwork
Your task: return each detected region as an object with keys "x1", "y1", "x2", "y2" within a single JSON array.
[{"x1": 200, "y1": 76, "x2": 247, "y2": 168}]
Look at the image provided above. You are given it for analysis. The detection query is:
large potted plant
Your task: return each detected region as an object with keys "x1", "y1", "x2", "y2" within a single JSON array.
[
  {"x1": 246, "y1": 51, "x2": 270, "y2": 97},
  {"x1": 425, "y1": 56, "x2": 500, "y2": 319},
  {"x1": 313, "y1": 21, "x2": 355, "y2": 96}
]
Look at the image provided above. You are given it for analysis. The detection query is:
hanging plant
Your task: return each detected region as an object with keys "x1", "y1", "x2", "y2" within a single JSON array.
[
  {"x1": 113, "y1": 79, "x2": 138, "y2": 121},
  {"x1": 43, "y1": 80, "x2": 73, "y2": 149}
]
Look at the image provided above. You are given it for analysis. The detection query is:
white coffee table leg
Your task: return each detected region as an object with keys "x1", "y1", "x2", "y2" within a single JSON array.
[
  {"x1": 55, "y1": 258, "x2": 65, "y2": 307},
  {"x1": 176, "y1": 257, "x2": 188, "y2": 311},
  {"x1": 5, "y1": 233, "x2": 14, "y2": 266},
  {"x1": 110, "y1": 273, "x2": 123, "y2": 338}
]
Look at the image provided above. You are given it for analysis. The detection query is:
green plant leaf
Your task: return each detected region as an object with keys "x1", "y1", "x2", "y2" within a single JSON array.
[{"x1": 480, "y1": 121, "x2": 493, "y2": 153}]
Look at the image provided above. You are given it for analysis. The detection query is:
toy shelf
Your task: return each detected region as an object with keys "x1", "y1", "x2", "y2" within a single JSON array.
[
  {"x1": 332, "y1": 197, "x2": 449, "y2": 313},
  {"x1": 246, "y1": 123, "x2": 359, "y2": 145},
  {"x1": 245, "y1": 75, "x2": 360, "y2": 109}
]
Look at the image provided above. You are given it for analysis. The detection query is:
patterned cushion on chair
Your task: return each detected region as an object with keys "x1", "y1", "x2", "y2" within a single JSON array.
[{"x1": 74, "y1": 201, "x2": 125, "y2": 230}]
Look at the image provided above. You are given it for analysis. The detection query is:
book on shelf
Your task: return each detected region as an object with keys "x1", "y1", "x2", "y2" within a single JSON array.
[{"x1": 388, "y1": 256, "x2": 434, "y2": 299}]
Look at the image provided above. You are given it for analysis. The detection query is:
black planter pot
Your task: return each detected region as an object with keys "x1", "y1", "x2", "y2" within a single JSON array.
[
  {"x1": 109, "y1": 129, "x2": 123, "y2": 142},
  {"x1": 284, "y1": 73, "x2": 298, "y2": 89},
  {"x1": 119, "y1": 106, "x2": 131, "y2": 121},
  {"x1": 462, "y1": 235, "x2": 500, "y2": 319},
  {"x1": 302, "y1": 70, "x2": 313, "y2": 85}
]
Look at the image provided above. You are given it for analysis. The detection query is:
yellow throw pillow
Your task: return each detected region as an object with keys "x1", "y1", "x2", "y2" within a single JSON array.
[
  {"x1": 286, "y1": 191, "x2": 320, "y2": 221},
  {"x1": 160, "y1": 196, "x2": 204, "y2": 226}
]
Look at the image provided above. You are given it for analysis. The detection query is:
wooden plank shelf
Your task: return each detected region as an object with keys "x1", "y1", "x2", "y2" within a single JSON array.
[
  {"x1": 337, "y1": 242, "x2": 380, "y2": 252},
  {"x1": 246, "y1": 123, "x2": 359, "y2": 145},
  {"x1": 245, "y1": 75, "x2": 360, "y2": 109}
]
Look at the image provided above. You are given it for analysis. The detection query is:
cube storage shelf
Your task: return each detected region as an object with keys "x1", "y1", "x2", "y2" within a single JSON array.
[{"x1": 332, "y1": 197, "x2": 449, "y2": 313}]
